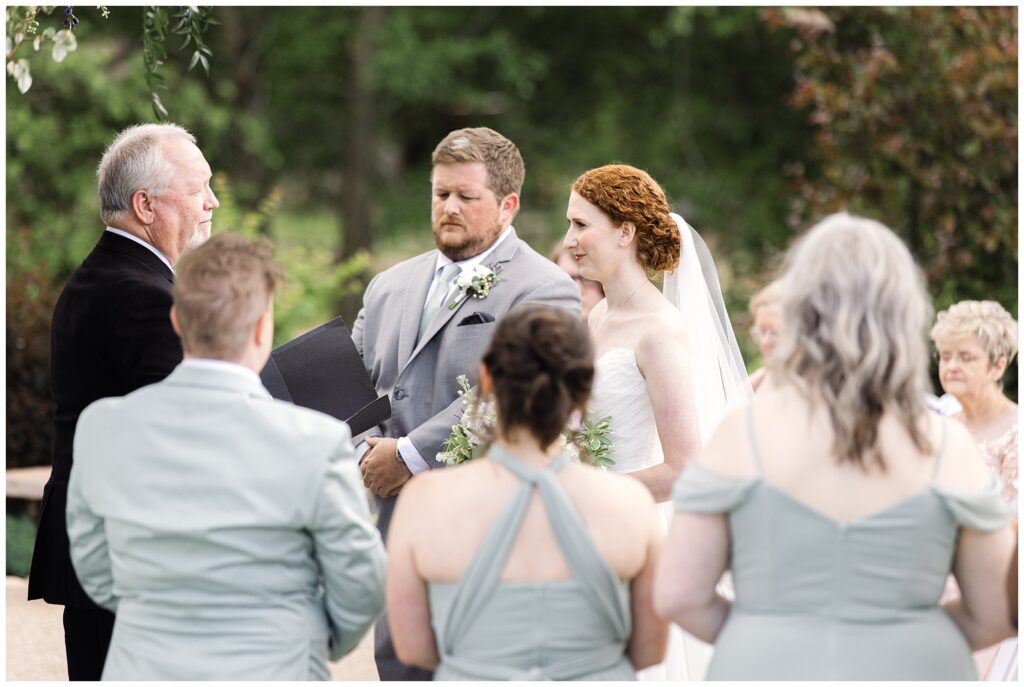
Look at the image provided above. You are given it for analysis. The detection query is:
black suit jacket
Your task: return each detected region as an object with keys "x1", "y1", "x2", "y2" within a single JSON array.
[{"x1": 28, "y1": 231, "x2": 183, "y2": 608}]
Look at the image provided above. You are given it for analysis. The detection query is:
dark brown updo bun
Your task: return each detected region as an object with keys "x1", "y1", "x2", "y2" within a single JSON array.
[
  {"x1": 572, "y1": 164, "x2": 681, "y2": 272},
  {"x1": 482, "y1": 305, "x2": 594, "y2": 450}
]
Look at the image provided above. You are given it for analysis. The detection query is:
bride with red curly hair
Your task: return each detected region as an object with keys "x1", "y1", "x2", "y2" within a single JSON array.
[{"x1": 564, "y1": 164, "x2": 751, "y2": 680}]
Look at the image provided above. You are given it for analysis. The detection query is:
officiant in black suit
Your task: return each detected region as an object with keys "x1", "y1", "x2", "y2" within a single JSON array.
[{"x1": 27, "y1": 123, "x2": 220, "y2": 681}]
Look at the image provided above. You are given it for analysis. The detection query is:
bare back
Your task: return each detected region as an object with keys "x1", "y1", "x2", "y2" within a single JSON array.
[
  {"x1": 705, "y1": 379, "x2": 992, "y2": 524},
  {"x1": 402, "y1": 455, "x2": 658, "y2": 584}
]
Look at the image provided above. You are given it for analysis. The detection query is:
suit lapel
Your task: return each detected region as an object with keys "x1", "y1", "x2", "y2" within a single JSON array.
[
  {"x1": 405, "y1": 229, "x2": 522, "y2": 366},
  {"x1": 397, "y1": 252, "x2": 438, "y2": 367}
]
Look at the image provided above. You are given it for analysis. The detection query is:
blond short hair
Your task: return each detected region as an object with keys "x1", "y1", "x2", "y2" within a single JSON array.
[
  {"x1": 930, "y1": 300, "x2": 1018, "y2": 365},
  {"x1": 774, "y1": 212, "x2": 933, "y2": 468},
  {"x1": 749, "y1": 279, "x2": 783, "y2": 316},
  {"x1": 431, "y1": 127, "x2": 525, "y2": 200},
  {"x1": 173, "y1": 234, "x2": 284, "y2": 360}
]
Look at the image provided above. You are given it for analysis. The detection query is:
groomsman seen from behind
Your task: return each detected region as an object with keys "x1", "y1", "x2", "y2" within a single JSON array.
[
  {"x1": 66, "y1": 234, "x2": 387, "y2": 680},
  {"x1": 27, "y1": 122, "x2": 219, "y2": 680}
]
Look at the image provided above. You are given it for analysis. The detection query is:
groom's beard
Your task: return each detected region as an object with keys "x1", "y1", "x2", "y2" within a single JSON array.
[{"x1": 432, "y1": 215, "x2": 503, "y2": 262}]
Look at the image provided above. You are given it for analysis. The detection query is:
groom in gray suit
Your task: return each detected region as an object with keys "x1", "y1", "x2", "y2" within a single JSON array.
[{"x1": 352, "y1": 127, "x2": 580, "y2": 680}]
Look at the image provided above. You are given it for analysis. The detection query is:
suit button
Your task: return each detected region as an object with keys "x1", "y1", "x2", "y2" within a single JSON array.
[{"x1": 393, "y1": 388, "x2": 406, "y2": 401}]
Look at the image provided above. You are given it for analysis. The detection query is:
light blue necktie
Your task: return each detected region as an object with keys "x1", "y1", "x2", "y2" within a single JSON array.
[{"x1": 418, "y1": 263, "x2": 460, "y2": 342}]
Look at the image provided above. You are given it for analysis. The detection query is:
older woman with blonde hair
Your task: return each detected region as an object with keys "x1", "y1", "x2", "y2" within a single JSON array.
[
  {"x1": 930, "y1": 300, "x2": 1017, "y2": 502},
  {"x1": 655, "y1": 212, "x2": 1016, "y2": 679},
  {"x1": 931, "y1": 300, "x2": 1018, "y2": 681}
]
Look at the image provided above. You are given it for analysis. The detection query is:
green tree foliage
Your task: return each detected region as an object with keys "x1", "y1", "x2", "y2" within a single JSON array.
[
  {"x1": 7, "y1": 513, "x2": 37, "y2": 576},
  {"x1": 141, "y1": 6, "x2": 217, "y2": 118},
  {"x1": 766, "y1": 7, "x2": 1018, "y2": 398},
  {"x1": 765, "y1": 7, "x2": 1017, "y2": 311},
  {"x1": 6, "y1": 232, "x2": 57, "y2": 469},
  {"x1": 7, "y1": 7, "x2": 1017, "y2": 465}
]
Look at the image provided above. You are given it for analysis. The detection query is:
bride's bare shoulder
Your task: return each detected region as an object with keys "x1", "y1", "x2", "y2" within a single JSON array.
[{"x1": 635, "y1": 300, "x2": 688, "y2": 355}]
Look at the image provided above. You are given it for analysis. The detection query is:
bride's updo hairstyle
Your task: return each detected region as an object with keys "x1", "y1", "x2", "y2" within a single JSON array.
[
  {"x1": 482, "y1": 305, "x2": 594, "y2": 450},
  {"x1": 572, "y1": 164, "x2": 681, "y2": 272}
]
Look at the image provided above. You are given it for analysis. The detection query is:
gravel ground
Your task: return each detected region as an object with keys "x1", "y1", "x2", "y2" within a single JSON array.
[{"x1": 5, "y1": 576, "x2": 379, "y2": 681}]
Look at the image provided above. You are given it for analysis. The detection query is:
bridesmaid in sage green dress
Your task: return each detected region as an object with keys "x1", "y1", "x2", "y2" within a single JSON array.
[
  {"x1": 655, "y1": 213, "x2": 1017, "y2": 680},
  {"x1": 386, "y1": 305, "x2": 667, "y2": 680}
]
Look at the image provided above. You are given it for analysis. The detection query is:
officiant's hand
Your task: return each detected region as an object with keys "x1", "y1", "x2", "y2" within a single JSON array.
[{"x1": 360, "y1": 436, "x2": 411, "y2": 498}]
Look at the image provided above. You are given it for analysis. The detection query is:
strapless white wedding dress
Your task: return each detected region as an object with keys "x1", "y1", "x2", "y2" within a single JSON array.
[{"x1": 590, "y1": 347, "x2": 714, "y2": 681}]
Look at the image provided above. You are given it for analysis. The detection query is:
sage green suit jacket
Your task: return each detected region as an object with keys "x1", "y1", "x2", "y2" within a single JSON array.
[{"x1": 67, "y1": 361, "x2": 386, "y2": 680}]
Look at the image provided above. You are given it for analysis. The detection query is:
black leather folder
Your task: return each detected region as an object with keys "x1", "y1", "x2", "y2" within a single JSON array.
[{"x1": 260, "y1": 317, "x2": 391, "y2": 436}]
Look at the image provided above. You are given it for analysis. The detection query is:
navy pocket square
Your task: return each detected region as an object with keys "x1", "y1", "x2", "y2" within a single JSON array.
[{"x1": 457, "y1": 312, "x2": 496, "y2": 326}]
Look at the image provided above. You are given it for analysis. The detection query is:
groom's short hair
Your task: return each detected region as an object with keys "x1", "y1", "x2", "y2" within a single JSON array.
[
  {"x1": 173, "y1": 234, "x2": 284, "y2": 360},
  {"x1": 431, "y1": 127, "x2": 525, "y2": 200}
]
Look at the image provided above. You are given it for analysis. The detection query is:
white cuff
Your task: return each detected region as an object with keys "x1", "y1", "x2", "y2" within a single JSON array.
[
  {"x1": 354, "y1": 440, "x2": 370, "y2": 464},
  {"x1": 397, "y1": 436, "x2": 430, "y2": 476}
]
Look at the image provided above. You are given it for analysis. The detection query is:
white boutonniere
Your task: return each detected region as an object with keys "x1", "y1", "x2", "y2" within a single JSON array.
[{"x1": 448, "y1": 263, "x2": 501, "y2": 309}]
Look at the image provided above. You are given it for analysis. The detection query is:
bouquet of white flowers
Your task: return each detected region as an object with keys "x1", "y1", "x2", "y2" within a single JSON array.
[{"x1": 438, "y1": 374, "x2": 615, "y2": 468}]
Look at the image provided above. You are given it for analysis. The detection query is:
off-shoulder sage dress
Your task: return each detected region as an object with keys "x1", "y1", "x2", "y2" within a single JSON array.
[
  {"x1": 673, "y1": 410, "x2": 1010, "y2": 680},
  {"x1": 427, "y1": 445, "x2": 636, "y2": 681}
]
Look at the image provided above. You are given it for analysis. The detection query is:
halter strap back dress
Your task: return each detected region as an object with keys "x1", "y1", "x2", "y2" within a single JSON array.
[{"x1": 428, "y1": 444, "x2": 636, "y2": 680}]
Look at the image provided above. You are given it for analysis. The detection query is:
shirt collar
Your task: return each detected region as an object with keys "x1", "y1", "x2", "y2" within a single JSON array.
[
  {"x1": 180, "y1": 357, "x2": 262, "y2": 385},
  {"x1": 105, "y1": 226, "x2": 174, "y2": 273},
  {"x1": 433, "y1": 225, "x2": 514, "y2": 274}
]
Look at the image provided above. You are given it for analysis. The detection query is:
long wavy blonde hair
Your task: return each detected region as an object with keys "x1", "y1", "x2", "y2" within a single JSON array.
[{"x1": 773, "y1": 213, "x2": 933, "y2": 468}]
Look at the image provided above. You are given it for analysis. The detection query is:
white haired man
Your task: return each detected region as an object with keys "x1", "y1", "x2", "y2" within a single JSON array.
[{"x1": 27, "y1": 123, "x2": 219, "y2": 680}]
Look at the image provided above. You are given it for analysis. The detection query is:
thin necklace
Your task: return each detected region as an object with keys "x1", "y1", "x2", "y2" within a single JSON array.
[{"x1": 592, "y1": 278, "x2": 647, "y2": 339}]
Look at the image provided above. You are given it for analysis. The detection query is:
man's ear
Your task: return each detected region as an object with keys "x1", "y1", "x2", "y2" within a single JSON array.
[
  {"x1": 169, "y1": 305, "x2": 182, "y2": 338},
  {"x1": 253, "y1": 308, "x2": 273, "y2": 348},
  {"x1": 499, "y1": 192, "x2": 520, "y2": 224},
  {"x1": 131, "y1": 189, "x2": 156, "y2": 225}
]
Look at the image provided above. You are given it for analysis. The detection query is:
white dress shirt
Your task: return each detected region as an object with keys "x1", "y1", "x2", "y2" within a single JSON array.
[
  {"x1": 357, "y1": 226, "x2": 514, "y2": 475},
  {"x1": 105, "y1": 226, "x2": 174, "y2": 273}
]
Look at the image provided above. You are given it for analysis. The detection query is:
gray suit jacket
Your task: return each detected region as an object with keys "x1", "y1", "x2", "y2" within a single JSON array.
[
  {"x1": 351, "y1": 228, "x2": 581, "y2": 533},
  {"x1": 66, "y1": 362, "x2": 387, "y2": 680},
  {"x1": 353, "y1": 229, "x2": 580, "y2": 680}
]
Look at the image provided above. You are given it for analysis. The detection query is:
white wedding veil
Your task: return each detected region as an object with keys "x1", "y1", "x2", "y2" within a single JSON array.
[{"x1": 663, "y1": 213, "x2": 753, "y2": 445}]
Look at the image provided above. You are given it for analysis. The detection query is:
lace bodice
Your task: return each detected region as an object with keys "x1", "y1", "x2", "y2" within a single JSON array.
[
  {"x1": 953, "y1": 409, "x2": 1018, "y2": 504},
  {"x1": 589, "y1": 348, "x2": 663, "y2": 474}
]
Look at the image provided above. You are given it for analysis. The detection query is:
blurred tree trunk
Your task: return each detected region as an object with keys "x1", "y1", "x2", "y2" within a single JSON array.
[
  {"x1": 219, "y1": 6, "x2": 275, "y2": 234},
  {"x1": 337, "y1": 6, "x2": 383, "y2": 323}
]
